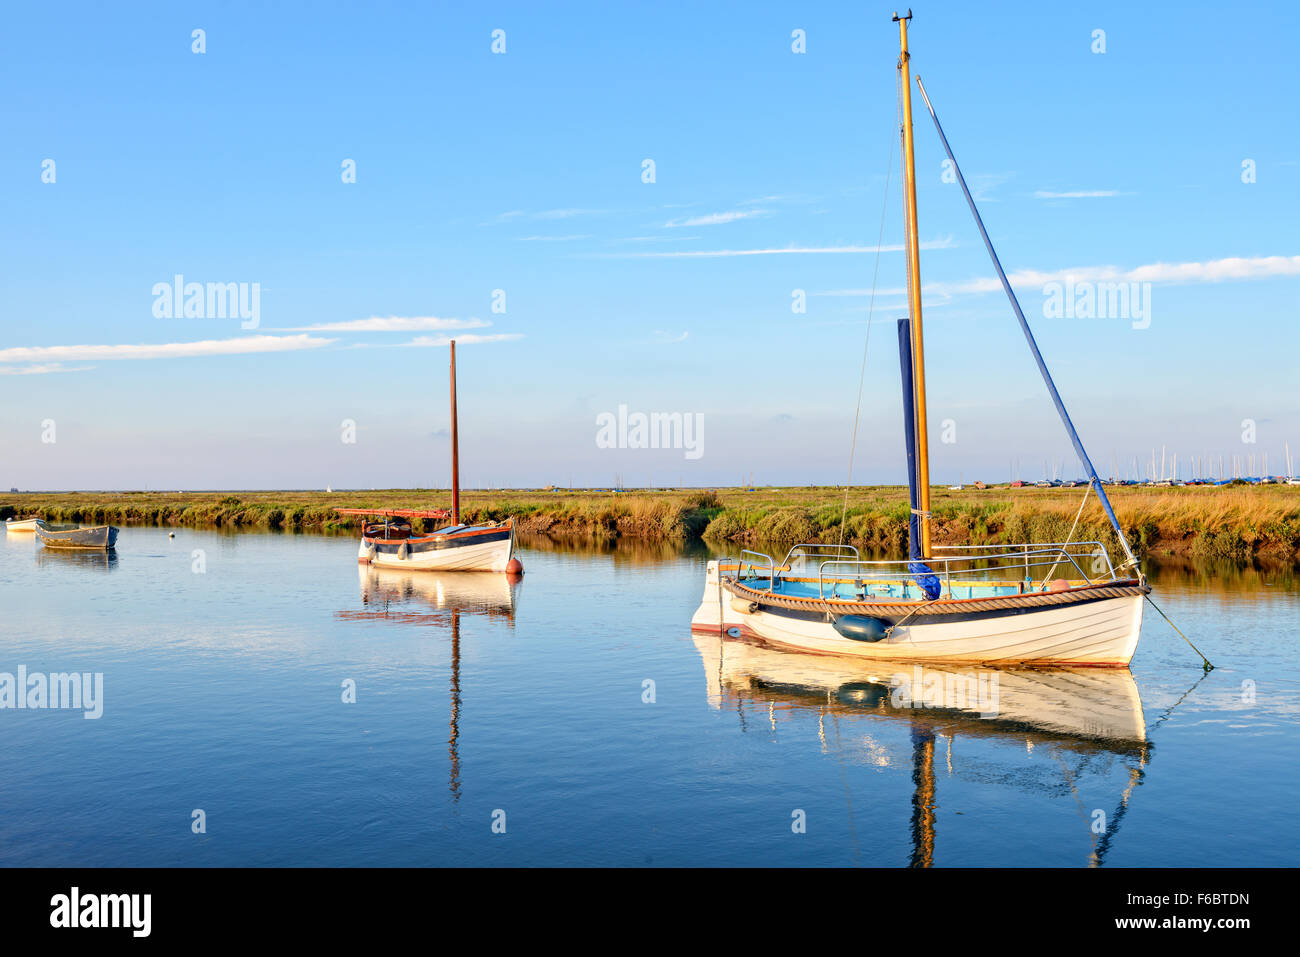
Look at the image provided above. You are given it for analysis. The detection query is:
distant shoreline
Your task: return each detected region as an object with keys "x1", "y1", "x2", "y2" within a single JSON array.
[{"x1": 4, "y1": 485, "x2": 1298, "y2": 562}]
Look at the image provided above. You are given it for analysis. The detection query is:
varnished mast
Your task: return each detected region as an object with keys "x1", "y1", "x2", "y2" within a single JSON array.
[{"x1": 895, "y1": 10, "x2": 932, "y2": 557}]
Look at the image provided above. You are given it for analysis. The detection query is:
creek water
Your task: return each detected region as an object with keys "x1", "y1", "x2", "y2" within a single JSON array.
[{"x1": 0, "y1": 528, "x2": 1294, "y2": 866}]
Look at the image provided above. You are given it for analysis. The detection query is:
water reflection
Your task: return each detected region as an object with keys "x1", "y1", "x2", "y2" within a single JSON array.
[
  {"x1": 35, "y1": 547, "x2": 119, "y2": 571},
  {"x1": 336, "y1": 567, "x2": 522, "y2": 804},
  {"x1": 693, "y1": 632, "x2": 1155, "y2": 867},
  {"x1": 515, "y1": 531, "x2": 713, "y2": 566},
  {"x1": 341, "y1": 565, "x2": 519, "y2": 626}
]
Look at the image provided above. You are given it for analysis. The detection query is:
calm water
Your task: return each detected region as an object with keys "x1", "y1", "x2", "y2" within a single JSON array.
[{"x1": 1, "y1": 528, "x2": 1296, "y2": 867}]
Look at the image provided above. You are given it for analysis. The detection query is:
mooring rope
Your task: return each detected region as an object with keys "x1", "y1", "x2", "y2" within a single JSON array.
[{"x1": 1145, "y1": 594, "x2": 1215, "y2": 671}]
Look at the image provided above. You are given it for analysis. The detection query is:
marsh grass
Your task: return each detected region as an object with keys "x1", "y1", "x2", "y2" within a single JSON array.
[{"x1": 2, "y1": 485, "x2": 1296, "y2": 560}]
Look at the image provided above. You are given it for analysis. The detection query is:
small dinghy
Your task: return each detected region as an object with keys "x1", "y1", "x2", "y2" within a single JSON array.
[
  {"x1": 34, "y1": 520, "x2": 119, "y2": 550},
  {"x1": 5, "y1": 517, "x2": 40, "y2": 533}
]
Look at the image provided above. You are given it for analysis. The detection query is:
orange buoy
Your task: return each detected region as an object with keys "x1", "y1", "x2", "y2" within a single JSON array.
[
  {"x1": 506, "y1": 558, "x2": 524, "y2": 575},
  {"x1": 1049, "y1": 578, "x2": 1071, "y2": 592}
]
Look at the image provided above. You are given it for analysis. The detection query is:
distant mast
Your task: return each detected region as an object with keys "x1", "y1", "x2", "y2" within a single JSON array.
[
  {"x1": 895, "y1": 9, "x2": 932, "y2": 557},
  {"x1": 450, "y1": 340, "x2": 460, "y2": 526}
]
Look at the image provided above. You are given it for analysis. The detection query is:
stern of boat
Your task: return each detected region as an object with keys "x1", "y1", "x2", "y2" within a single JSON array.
[{"x1": 690, "y1": 559, "x2": 748, "y2": 635}]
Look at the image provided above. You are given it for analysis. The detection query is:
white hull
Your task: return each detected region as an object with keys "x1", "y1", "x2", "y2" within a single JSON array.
[
  {"x1": 358, "y1": 532, "x2": 514, "y2": 572},
  {"x1": 5, "y1": 519, "x2": 39, "y2": 533},
  {"x1": 691, "y1": 560, "x2": 1144, "y2": 666}
]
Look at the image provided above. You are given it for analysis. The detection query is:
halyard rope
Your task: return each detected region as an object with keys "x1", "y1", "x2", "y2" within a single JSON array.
[
  {"x1": 1037, "y1": 480, "x2": 1092, "y2": 589},
  {"x1": 837, "y1": 68, "x2": 901, "y2": 548}
]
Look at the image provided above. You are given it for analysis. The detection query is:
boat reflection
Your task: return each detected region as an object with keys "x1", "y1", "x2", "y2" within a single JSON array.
[
  {"x1": 340, "y1": 565, "x2": 520, "y2": 627},
  {"x1": 35, "y1": 547, "x2": 120, "y2": 571},
  {"x1": 693, "y1": 632, "x2": 1152, "y2": 866},
  {"x1": 336, "y1": 566, "x2": 522, "y2": 804}
]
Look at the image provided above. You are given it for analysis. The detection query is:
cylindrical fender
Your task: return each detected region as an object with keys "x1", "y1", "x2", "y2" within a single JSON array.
[{"x1": 833, "y1": 615, "x2": 890, "y2": 642}]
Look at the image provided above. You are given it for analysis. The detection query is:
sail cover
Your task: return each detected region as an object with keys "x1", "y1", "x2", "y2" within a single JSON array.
[
  {"x1": 898, "y1": 317, "x2": 943, "y2": 600},
  {"x1": 897, "y1": 318, "x2": 922, "y2": 561}
]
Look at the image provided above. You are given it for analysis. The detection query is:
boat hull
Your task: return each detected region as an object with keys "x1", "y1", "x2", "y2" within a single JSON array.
[
  {"x1": 358, "y1": 521, "x2": 514, "y2": 572},
  {"x1": 34, "y1": 522, "x2": 119, "y2": 550},
  {"x1": 691, "y1": 561, "x2": 1146, "y2": 667},
  {"x1": 5, "y1": 518, "x2": 40, "y2": 533}
]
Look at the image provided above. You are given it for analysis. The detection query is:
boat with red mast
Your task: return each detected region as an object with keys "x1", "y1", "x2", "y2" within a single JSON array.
[{"x1": 336, "y1": 340, "x2": 519, "y2": 573}]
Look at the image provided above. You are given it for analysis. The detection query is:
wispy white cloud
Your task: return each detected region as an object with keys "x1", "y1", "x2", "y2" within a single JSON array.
[
  {"x1": 514, "y1": 234, "x2": 592, "y2": 242},
  {"x1": 534, "y1": 208, "x2": 603, "y2": 220},
  {"x1": 0, "y1": 362, "x2": 94, "y2": 376},
  {"x1": 665, "y1": 209, "x2": 767, "y2": 228},
  {"x1": 652, "y1": 330, "x2": 689, "y2": 343},
  {"x1": 1034, "y1": 189, "x2": 1126, "y2": 199},
  {"x1": 603, "y1": 236, "x2": 956, "y2": 259},
  {"x1": 0, "y1": 334, "x2": 335, "y2": 364},
  {"x1": 278, "y1": 316, "x2": 487, "y2": 333},
  {"x1": 402, "y1": 333, "x2": 523, "y2": 347},
  {"x1": 940, "y1": 254, "x2": 1300, "y2": 295},
  {"x1": 611, "y1": 235, "x2": 703, "y2": 243},
  {"x1": 491, "y1": 208, "x2": 606, "y2": 224},
  {"x1": 815, "y1": 254, "x2": 1300, "y2": 298},
  {"x1": 969, "y1": 172, "x2": 1016, "y2": 202},
  {"x1": 739, "y1": 194, "x2": 811, "y2": 206}
]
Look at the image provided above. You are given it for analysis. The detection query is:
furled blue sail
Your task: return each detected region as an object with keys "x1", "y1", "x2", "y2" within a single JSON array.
[
  {"x1": 898, "y1": 316, "x2": 943, "y2": 600},
  {"x1": 897, "y1": 318, "x2": 922, "y2": 561}
]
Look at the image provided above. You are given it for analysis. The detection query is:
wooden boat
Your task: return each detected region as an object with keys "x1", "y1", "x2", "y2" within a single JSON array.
[
  {"x1": 34, "y1": 520, "x2": 119, "y2": 550},
  {"x1": 345, "y1": 508, "x2": 515, "y2": 573},
  {"x1": 692, "y1": 13, "x2": 1148, "y2": 667},
  {"x1": 5, "y1": 517, "x2": 40, "y2": 533},
  {"x1": 336, "y1": 340, "x2": 519, "y2": 574}
]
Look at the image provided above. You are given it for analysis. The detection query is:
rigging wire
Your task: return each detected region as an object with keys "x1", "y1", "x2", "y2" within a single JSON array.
[
  {"x1": 1037, "y1": 480, "x2": 1093, "y2": 588},
  {"x1": 838, "y1": 69, "x2": 901, "y2": 547},
  {"x1": 912, "y1": 73, "x2": 1212, "y2": 672}
]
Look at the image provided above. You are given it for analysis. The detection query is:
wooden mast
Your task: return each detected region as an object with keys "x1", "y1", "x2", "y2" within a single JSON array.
[
  {"x1": 449, "y1": 339, "x2": 460, "y2": 526},
  {"x1": 895, "y1": 9, "x2": 932, "y2": 557}
]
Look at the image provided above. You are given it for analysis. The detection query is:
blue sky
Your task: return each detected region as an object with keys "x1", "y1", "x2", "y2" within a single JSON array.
[{"x1": 2, "y1": 1, "x2": 1297, "y2": 490}]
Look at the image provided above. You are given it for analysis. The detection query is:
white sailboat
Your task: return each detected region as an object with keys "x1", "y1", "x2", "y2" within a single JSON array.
[
  {"x1": 336, "y1": 340, "x2": 518, "y2": 573},
  {"x1": 692, "y1": 12, "x2": 1148, "y2": 666}
]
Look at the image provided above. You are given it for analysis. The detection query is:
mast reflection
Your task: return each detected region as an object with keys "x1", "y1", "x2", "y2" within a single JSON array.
[{"x1": 337, "y1": 567, "x2": 521, "y2": 802}]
